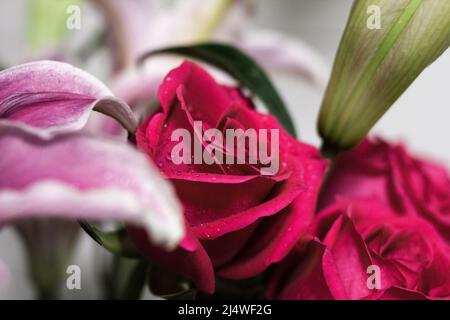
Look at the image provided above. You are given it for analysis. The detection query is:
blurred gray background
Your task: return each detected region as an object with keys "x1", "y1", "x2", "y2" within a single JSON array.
[{"x1": 0, "y1": 0, "x2": 449, "y2": 299}]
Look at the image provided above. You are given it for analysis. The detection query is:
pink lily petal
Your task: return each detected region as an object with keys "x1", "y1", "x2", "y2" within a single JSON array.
[
  {"x1": 0, "y1": 122, "x2": 184, "y2": 248},
  {"x1": 94, "y1": 0, "x2": 248, "y2": 69},
  {"x1": 0, "y1": 61, "x2": 137, "y2": 138},
  {"x1": 92, "y1": 0, "x2": 161, "y2": 70},
  {"x1": 236, "y1": 29, "x2": 329, "y2": 89},
  {"x1": 111, "y1": 61, "x2": 180, "y2": 113}
]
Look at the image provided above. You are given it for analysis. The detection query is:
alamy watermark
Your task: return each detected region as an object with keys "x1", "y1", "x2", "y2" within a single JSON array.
[
  {"x1": 66, "y1": 4, "x2": 81, "y2": 30},
  {"x1": 367, "y1": 264, "x2": 381, "y2": 290},
  {"x1": 367, "y1": 5, "x2": 381, "y2": 30},
  {"x1": 66, "y1": 264, "x2": 81, "y2": 290},
  {"x1": 170, "y1": 121, "x2": 280, "y2": 175}
]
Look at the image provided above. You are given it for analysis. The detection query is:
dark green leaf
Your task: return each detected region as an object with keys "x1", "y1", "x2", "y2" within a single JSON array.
[
  {"x1": 105, "y1": 256, "x2": 147, "y2": 300},
  {"x1": 79, "y1": 221, "x2": 139, "y2": 258}
]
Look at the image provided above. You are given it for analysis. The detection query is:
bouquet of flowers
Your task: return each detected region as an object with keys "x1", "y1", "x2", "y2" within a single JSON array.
[{"x1": 0, "y1": 0, "x2": 449, "y2": 300}]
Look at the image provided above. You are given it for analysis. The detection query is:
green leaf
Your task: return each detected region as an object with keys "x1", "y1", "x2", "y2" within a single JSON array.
[
  {"x1": 318, "y1": 0, "x2": 450, "y2": 153},
  {"x1": 28, "y1": 0, "x2": 80, "y2": 49},
  {"x1": 105, "y1": 256, "x2": 147, "y2": 300},
  {"x1": 139, "y1": 42, "x2": 297, "y2": 137},
  {"x1": 79, "y1": 221, "x2": 139, "y2": 258}
]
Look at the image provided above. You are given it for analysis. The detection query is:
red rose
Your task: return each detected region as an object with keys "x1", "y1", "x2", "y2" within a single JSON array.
[
  {"x1": 267, "y1": 199, "x2": 450, "y2": 300},
  {"x1": 129, "y1": 61, "x2": 327, "y2": 293},
  {"x1": 320, "y1": 138, "x2": 450, "y2": 243}
]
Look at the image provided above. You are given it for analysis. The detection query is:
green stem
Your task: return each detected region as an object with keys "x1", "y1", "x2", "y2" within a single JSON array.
[
  {"x1": 104, "y1": 256, "x2": 148, "y2": 300},
  {"x1": 198, "y1": 0, "x2": 233, "y2": 40},
  {"x1": 15, "y1": 219, "x2": 79, "y2": 300},
  {"x1": 320, "y1": 141, "x2": 341, "y2": 160}
]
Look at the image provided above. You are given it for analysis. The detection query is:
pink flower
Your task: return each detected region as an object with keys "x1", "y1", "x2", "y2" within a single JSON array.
[
  {"x1": 267, "y1": 199, "x2": 450, "y2": 300},
  {"x1": 0, "y1": 60, "x2": 184, "y2": 248},
  {"x1": 320, "y1": 138, "x2": 450, "y2": 244},
  {"x1": 129, "y1": 61, "x2": 328, "y2": 293}
]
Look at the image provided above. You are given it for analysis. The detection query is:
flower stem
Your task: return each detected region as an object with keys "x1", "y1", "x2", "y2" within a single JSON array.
[{"x1": 104, "y1": 256, "x2": 147, "y2": 300}]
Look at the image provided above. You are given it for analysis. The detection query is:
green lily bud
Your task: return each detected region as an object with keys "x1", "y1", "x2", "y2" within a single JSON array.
[{"x1": 319, "y1": 0, "x2": 450, "y2": 154}]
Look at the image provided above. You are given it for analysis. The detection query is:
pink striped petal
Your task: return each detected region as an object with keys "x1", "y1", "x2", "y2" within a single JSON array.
[
  {"x1": 0, "y1": 61, "x2": 137, "y2": 138},
  {"x1": 0, "y1": 122, "x2": 184, "y2": 248}
]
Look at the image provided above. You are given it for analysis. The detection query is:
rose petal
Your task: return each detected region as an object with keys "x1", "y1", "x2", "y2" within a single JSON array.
[
  {"x1": 365, "y1": 286, "x2": 429, "y2": 300},
  {"x1": 319, "y1": 138, "x2": 450, "y2": 244},
  {"x1": 158, "y1": 61, "x2": 232, "y2": 126},
  {"x1": 0, "y1": 61, "x2": 137, "y2": 138},
  {"x1": 174, "y1": 175, "x2": 277, "y2": 232},
  {"x1": 202, "y1": 223, "x2": 259, "y2": 268},
  {"x1": 128, "y1": 225, "x2": 215, "y2": 294},
  {"x1": 218, "y1": 150, "x2": 327, "y2": 279},
  {"x1": 266, "y1": 240, "x2": 334, "y2": 300},
  {"x1": 0, "y1": 122, "x2": 184, "y2": 248},
  {"x1": 190, "y1": 138, "x2": 326, "y2": 239},
  {"x1": 321, "y1": 213, "x2": 374, "y2": 300}
]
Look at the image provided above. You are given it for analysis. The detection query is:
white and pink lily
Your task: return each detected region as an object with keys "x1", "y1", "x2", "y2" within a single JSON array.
[
  {"x1": 0, "y1": 60, "x2": 185, "y2": 290},
  {"x1": 0, "y1": 0, "x2": 328, "y2": 295}
]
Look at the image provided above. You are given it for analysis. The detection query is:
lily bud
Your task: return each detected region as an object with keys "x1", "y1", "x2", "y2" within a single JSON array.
[{"x1": 319, "y1": 0, "x2": 450, "y2": 154}]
